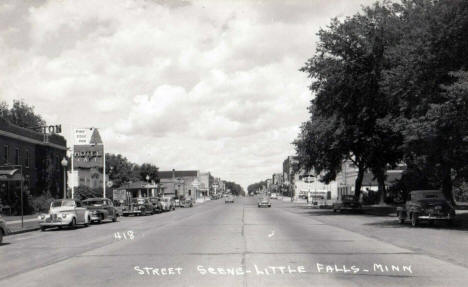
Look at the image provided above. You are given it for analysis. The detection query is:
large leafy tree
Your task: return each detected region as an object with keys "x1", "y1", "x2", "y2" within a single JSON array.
[
  {"x1": 297, "y1": 2, "x2": 403, "y2": 199},
  {"x1": 381, "y1": 0, "x2": 468, "y2": 202}
]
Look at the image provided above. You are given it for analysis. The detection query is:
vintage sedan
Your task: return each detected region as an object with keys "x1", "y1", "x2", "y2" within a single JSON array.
[
  {"x1": 38, "y1": 199, "x2": 91, "y2": 230},
  {"x1": 82, "y1": 198, "x2": 117, "y2": 223},
  {"x1": 180, "y1": 196, "x2": 194, "y2": 208},
  {"x1": 332, "y1": 195, "x2": 362, "y2": 213},
  {"x1": 123, "y1": 198, "x2": 153, "y2": 216},
  {"x1": 149, "y1": 197, "x2": 162, "y2": 213},
  {"x1": 258, "y1": 196, "x2": 271, "y2": 208},
  {"x1": 225, "y1": 195, "x2": 234, "y2": 204},
  {"x1": 0, "y1": 215, "x2": 10, "y2": 244},
  {"x1": 397, "y1": 190, "x2": 456, "y2": 227},
  {"x1": 159, "y1": 197, "x2": 176, "y2": 211}
]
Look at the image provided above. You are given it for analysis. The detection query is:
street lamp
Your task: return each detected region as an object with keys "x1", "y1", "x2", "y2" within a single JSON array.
[
  {"x1": 146, "y1": 174, "x2": 150, "y2": 197},
  {"x1": 61, "y1": 157, "x2": 68, "y2": 199}
]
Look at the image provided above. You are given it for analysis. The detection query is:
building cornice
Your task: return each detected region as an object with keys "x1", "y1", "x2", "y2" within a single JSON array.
[{"x1": 0, "y1": 130, "x2": 67, "y2": 151}]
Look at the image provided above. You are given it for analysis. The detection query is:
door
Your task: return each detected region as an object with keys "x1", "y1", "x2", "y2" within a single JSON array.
[{"x1": 75, "y1": 201, "x2": 86, "y2": 223}]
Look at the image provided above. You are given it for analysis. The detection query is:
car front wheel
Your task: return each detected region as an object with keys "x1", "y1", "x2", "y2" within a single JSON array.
[
  {"x1": 0, "y1": 230, "x2": 4, "y2": 243},
  {"x1": 70, "y1": 218, "x2": 76, "y2": 229}
]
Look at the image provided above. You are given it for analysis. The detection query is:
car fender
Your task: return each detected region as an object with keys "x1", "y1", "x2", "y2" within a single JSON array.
[{"x1": 84, "y1": 210, "x2": 91, "y2": 223}]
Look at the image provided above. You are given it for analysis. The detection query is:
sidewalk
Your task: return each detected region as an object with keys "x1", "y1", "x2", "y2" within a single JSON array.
[{"x1": 2, "y1": 214, "x2": 40, "y2": 235}]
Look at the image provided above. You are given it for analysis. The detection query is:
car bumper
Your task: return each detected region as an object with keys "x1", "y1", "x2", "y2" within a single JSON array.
[
  {"x1": 122, "y1": 210, "x2": 142, "y2": 215},
  {"x1": 258, "y1": 203, "x2": 271, "y2": 207},
  {"x1": 90, "y1": 214, "x2": 102, "y2": 221},
  {"x1": 40, "y1": 218, "x2": 73, "y2": 227},
  {"x1": 418, "y1": 215, "x2": 452, "y2": 220}
]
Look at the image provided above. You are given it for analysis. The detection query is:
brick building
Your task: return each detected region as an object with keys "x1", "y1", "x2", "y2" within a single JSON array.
[{"x1": 0, "y1": 118, "x2": 67, "y2": 214}]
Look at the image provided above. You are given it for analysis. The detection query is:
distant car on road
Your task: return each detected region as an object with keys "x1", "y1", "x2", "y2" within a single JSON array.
[
  {"x1": 258, "y1": 196, "x2": 271, "y2": 208},
  {"x1": 160, "y1": 197, "x2": 176, "y2": 211},
  {"x1": 149, "y1": 197, "x2": 162, "y2": 213},
  {"x1": 397, "y1": 190, "x2": 456, "y2": 227},
  {"x1": 332, "y1": 195, "x2": 361, "y2": 213},
  {"x1": 39, "y1": 199, "x2": 91, "y2": 230},
  {"x1": 270, "y1": 193, "x2": 278, "y2": 199},
  {"x1": 180, "y1": 196, "x2": 194, "y2": 208},
  {"x1": 225, "y1": 195, "x2": 234, "y2": 204},
  {"x1": 82, "y1": 198, "x2": 117, "y2": 223},
  {"x1": 0, "y1": 215, "x2": 10, "y2": 244}
]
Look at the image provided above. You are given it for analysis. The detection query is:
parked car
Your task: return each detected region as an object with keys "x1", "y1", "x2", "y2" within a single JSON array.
[
  {"x1": 122, "y1": 198, "x2": 153, "y2": 216},
  {"x1": 397, "y1": 190, "x2": 456, "y2": 227},
  {"x1": 332, "y1": 195, "x2": 362, "y2": 213},
  {"x1": 0, "y1": 215, "x2": 10, "y2": 244},
  {"x1": 270, "y1": 193, "x2": 278, "y2": 199},
  {"x1": 149, "y1": 197, "x2": 162, "y2": 213},
  {"x1": 82, "y1": 198, "x2": 117, "y2": 223},
  {"x1": 38, "y1": 199, "x2": 91, "y2": 231},
  {"x1": 258, "y1": 196, "x2": 271, "y2": 208},
  {"x1": 225, "y1": 195, "x2": 234, "y2": 204},
  {"x1": 179, "y1": 196, "x2": 194, "y2": 208},
  {"x1": 159, "y1": 197, "x2": 176, "y2": 211}
]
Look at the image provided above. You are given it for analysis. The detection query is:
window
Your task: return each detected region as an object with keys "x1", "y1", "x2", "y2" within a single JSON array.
[
  {"x1": 3, "y1": 145, "x2": 8, "y2": 163},
  {"x1": 25, "y1": 150, "x2": 30, "y2": 168},
  {"x1": 15, "y1": 148, "x2": 20, "y2": 165}
]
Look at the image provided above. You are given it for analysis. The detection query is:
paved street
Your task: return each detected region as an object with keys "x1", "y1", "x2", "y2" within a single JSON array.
[{"x1": 1, "y1": 197, "x2": 468, "y2": 287}]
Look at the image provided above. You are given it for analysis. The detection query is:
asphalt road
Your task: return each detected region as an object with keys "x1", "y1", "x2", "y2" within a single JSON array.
[{"x1": 1, "y1": 197, "x2": 467, "y2": 287}]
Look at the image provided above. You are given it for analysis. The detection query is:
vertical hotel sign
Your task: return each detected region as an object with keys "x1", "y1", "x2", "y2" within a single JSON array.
[{"x1": 71, "y1": 128, "x2": 106, "y2": 198}]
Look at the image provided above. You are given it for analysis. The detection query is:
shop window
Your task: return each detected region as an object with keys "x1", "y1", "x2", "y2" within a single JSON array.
[
  {"x1": 327, "y1": 191, "x2": 331, "y2": 200},
  {"x1": 15, "y1": 148, "x2": 19, "y2": 165},
  {"x1": 25, "y1": 150, "x2": 30, "y2": 168}
]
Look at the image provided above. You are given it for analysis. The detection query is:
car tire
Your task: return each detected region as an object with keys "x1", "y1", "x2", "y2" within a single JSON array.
[
  {"x1": 411, "y1": 213, "x2": 419, "y2": 227},
  {"x1": 70, "y1": 218, "x2": 76, "y2": 229},
  {"x1": 84, "y1": 216, "x2": 90, "y2": 227},
  {"x1": 398, "y1": 212, "x2": 405, "y2": 224},
  {"x1": 112, "y1": 214, "x2": 117, "y2": 222},
  {"x1": 40, "y1": 226, "x2": 46, "y2": 231},
  {"x1": 0, "y1": 229, "x2": 4, "y2": 243}
]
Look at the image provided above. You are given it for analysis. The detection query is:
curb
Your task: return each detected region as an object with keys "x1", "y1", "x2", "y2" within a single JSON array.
[{"x1": 7, "y1": 226, "x2": 40, "y2": 236}]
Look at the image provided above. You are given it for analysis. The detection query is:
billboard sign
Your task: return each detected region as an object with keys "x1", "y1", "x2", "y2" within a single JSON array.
[
  {"x1": 73, "y1": 128, "x2": 103, "y2": 145},
  {"x1": 73, "y1": 144, "x2": 104, "y2": 169}
]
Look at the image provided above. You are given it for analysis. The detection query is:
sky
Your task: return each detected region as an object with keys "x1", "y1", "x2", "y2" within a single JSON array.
[{"x1": 0, "y1": 0, "x2": 376, "y2": 189}]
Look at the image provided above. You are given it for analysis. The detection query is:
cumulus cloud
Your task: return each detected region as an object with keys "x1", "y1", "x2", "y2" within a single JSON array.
[{"x1": 0, "y1": 0, "x2": 376, "y2": 188}]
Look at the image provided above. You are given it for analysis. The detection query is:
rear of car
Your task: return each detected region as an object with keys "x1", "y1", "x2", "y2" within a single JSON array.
[
  {"x1": 0, "y1": 215, "x2": 10, "y2": 244},
  {"x1": 333, "y1": 195, "x2": 361, "y2": 212},
  {"x1": 258, "y1": 197, "x2": 271, "y2": 208}
]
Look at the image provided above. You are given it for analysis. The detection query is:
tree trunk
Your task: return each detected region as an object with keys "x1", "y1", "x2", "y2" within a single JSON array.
[
  {"x1": 354, "y1": 167, "x2": 365, "y2": 199},
  {"x1": 442, "y1": 169, "x2": 454, "y2": 205},
  {"x1": 377, "y1": 171, "x2": 386, "y2": 204}
]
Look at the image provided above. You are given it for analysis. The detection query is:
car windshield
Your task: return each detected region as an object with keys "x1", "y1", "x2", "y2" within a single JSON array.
[
  {"x1": 162, "y1": 198, "x2": 170, "y2": 202},
  {"x1": 83, "y1": 200, "x2": 106, "y2": 206},
  {"x1": 51, "y1": 200, "x2": 75, "y2": 207}
]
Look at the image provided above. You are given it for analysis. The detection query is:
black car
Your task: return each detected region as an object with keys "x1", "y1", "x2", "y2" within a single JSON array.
[
  {"x1": 397, "y1": 190, "x2": 456, "y2": 227},
  {"x1": 332, "y1": 195, "x2": 362, "y2": 213},
  {"x1": 82, "y1": 198, "x2": 118, "y2": 223}
]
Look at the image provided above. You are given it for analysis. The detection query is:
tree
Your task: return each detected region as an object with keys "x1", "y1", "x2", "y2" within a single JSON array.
[
  {"x1": 247, "y1": 180, "x2": 268, "y2": 194},
  {"x1": 0, "y1": 99, "x2": 46, "y2": 129},
  {"x1": 137, "y1": 163, "x2": 159, "y2": 182},
  {"x1": 105, "y1": 153, "x2": 139, "y2": 188},
  {"x1": 381, "y1": 0, "x2": 468, "y2": 203},
  {"x1": 297, "y1": 2, "x2": 403, "y2": 199}
]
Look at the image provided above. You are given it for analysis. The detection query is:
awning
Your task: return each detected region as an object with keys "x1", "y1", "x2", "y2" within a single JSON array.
[{"x1": 0, "y1": 169, "x2": 24, "y2": 181}]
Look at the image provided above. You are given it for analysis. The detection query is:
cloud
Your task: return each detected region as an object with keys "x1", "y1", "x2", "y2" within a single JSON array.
[{"x1": 0, "y1": 0, "x2": 376, "y2": 188}]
